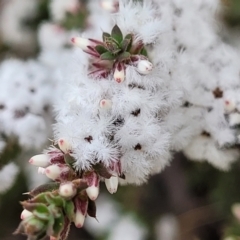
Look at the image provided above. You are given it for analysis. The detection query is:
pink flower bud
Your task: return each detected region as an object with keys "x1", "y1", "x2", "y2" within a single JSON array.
[
  {"x1": 136, "y1": 60, "x2": 153, "y2": 75},
  {"x1": 105, "y1": 176, "x2": 118, "y2": 194},
  {"x1": 224, "y1": 99, "x2": 236, "y2": 113},
  {"x1": 74, "y1": 210, "x2": 86, "y2": 228},
  {"x1": 99, "y1": 99, "x2": 112, "y2": 109},
  {"x1": 59, "y1": 182, "x2": 76, "y2": 199},
  {"x1": 29, "y1": 154, "x2": 50, "y2": 168},
  {"x1": 45, "y1": 164, "x2": 62, "y2": 180},
  {"x1": 74, "y1": 195, "x2": 88, "y2": 228},
  {"x1": 84, "y1": 172, "x2": 100, "y2": 201},
  {"x1": 86, "y1": 186, "x2": 99, "y2": 201},
  {"x1": 71, "y1": 37, "x2": 91, "y2": 51},
  {"x1": 114, "y1": 65, "x2": 125, "y2": 83},
  {"x1": 71, "y1": 37, "x2": 102, "y2": 57},
  {"x1": 58, "y1": 138, "x2": 72, "y2": 153},
  {"x1": 21, "y1": 209, "x2": 33, "y2": 220}
]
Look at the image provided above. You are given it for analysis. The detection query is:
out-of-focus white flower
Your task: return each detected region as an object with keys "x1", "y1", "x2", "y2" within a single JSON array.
[
  {"x1": 0, "y1": 0, "x2": 37, "y2": 51},
  {"x1": 0, "y1": 163, "x2": 19, "y2": 193},
  {"x1": 100, "y1": 0, "x2": 119, "y2": 13},
  {"x1": 50, "y1": 0, "x2": 81, "y2": 22},
  {"x1": 107, "y1": 215, "x2": 147, "y2": 240},
  {"x1": 155, "y1": 215, "x2": 179, "y2": 240}
]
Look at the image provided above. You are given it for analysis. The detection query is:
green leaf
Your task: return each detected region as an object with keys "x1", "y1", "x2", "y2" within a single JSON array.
[
  {"x1": 118, "y1": 52, "x2": 131, "y2": 61},
  {"x1": 32, "y1": 205, "x2": 50, "y2": 221},
  {"x1": 121, "y1": 39, "x2": 131, "y2": 52},
  {"x1": 140, "y1": 47, "x2": 148, "y2": 57},
  {"x1": 45, "y1": 193, "x2": 66, "y2": 208},
  {"x1": 64, "y1": 153, "x2": 75, "y2": 169},
  {"x1": 48, "y1": 204, "x2": 62, "y2": 219},
  {"x1": 95, "y1": 45, "x2": 108, "y2": 54},
  {"x1": 30, "y1": 183, "x2": 60, "y2": 196},
  {"x1": 111, "y1": 25, "x2": 123, "y2": 43},
  {"x1": 122, "y1": 34, "x2": 132, "y2": 51},
  {"x1": 64, "y1": 201, "x2": 75, "y2": 222},
  {"x1": 100, "y1": 52, "x2": 115, "y2": 61},
  {"x1": 29, "y1": 193, "x2": 48, "y2": 204},
  {"x1": 102, "y1": 32, "x2": 111, "y2": 41},
  {"x1": 21, "y1": 202, "x2": 46, "y2": 213},
  {"x1": 52, "y1": 213, "x2": 65, "y2": 238}
]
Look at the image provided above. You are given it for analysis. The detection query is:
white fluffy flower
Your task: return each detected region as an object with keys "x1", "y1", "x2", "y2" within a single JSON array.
[{"x1": 0, "y1": 163, "x2": 19, "y2": 193}]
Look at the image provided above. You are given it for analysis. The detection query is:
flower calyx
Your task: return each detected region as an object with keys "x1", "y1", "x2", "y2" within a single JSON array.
[{"x1": 71, "y1": 24, "x2": 152, "y2": 79}]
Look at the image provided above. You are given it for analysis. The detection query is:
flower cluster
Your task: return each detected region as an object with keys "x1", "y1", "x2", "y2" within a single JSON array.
[
  {"x1": 16, "y1": 137, "x2": 123, "y2": 239},
  {"x1": 13, "y1": 0, "x2": 240, "y2": 238}
]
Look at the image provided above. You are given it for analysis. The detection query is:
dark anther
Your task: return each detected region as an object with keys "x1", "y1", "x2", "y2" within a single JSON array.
[
  {"x1": 212, "y1": 87, "x2": 223, "y2": 99},
  {"x1": 131, "y1": 109, "x2": 141, "y2": 117},
  {"x1": 134, "y1": 143, "x2": 142, "y2": 150},
  {"x1": 29, "y1": 88, "x2": 36, "y2": 93},
  {"x1": 128, "y1": 84, "x2": 145, "y2": 90},
  {"x1": 177, "y1": 44, "x2": 186, "y2": 52},
  {"x1": 0, "y1": 104, "x2": 5, "y2": 110},
  {"x1": 84, "y1": 136, "x2": 93, "y2": 143},
  {"x1": 43, "y1": 105, "x2": 50, "y2": 112},
  {"x1": 183, "y1": 101, "x2": 190, "y2": 107},
  {"x1": 201, "y1": 131, "x2": 211, "y2": 137},
  {"x1": 113, "y1": 117, "x2": 124, "y2": 126}
]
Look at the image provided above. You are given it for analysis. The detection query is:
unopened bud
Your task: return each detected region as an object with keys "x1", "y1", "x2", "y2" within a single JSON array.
[
  {"x1": 71, "y1": 37, "x2": 91, "y2": 51},
  {"x1": 29, "y1": 154, "x2": 50, "y2": 168},
  {"x1": 71, "y1": 37, "x2": 102, "y2": 57},
  {"x1": 105, "y1": 176, "x2": 118, "y2": 194},
  {"x1": 74, "y1": 209, "x2": 85, "y2": 228},
  {"x1": 59, "y1": 182, "x2": 77, "y2": 199},
  {"x1": 84, "y1": 172, "x2": 100, "y2": 201},
  {"x1": 74, "y1": 195, "x2": 88, "y2": 228},
  {"x1": 45, "y1": 164, "x2": 62, "y2": 180},
  {"x1": 100, "y1": 99, "x2": 112, "y2": 109},
  {"x1": 114, "y1": 66, "x2": 125, "y2": 83},
  {"x1": 58, "y1": 138, "x2": 72, "y2": 153},
  {"x1": 136, "y1": 60, "x2": 153, "y2": 75},
  {"x1": 21, "y1": 209, "x2": 33, "y2": 220},
  {"x1": 86, "y1": 186, "x2": 99, "y2": 201},
  {"x1": 224, "y1": 99, "x2": 236, "y2": 113}
]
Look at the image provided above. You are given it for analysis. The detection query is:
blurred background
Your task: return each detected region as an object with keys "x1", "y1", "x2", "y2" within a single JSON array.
[{"x1": 1, "y1": 0, "x2": 240, "y2": 240}]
